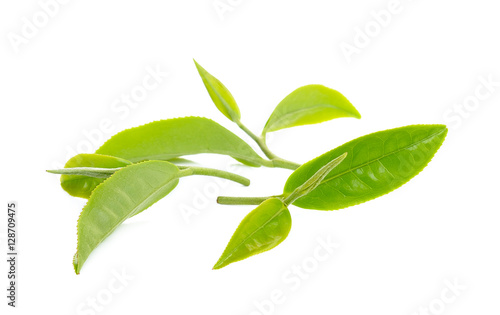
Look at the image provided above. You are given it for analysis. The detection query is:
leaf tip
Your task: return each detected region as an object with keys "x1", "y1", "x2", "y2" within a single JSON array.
[
  {"x1": 73, "y1": 253, "x2": 80, "y2": 275},
  {"x1": 348, "y1": 105, "x2": 362, "y2": 119},
  {"x1": 212, "y1": 260, "x2": 224, "y2": 270},
  {"x1": 193, "y1": 59, "x2": 204, "y2": 71},
  {"x1": 212, "y1": 253, "x2": 230, "y2": 269}
]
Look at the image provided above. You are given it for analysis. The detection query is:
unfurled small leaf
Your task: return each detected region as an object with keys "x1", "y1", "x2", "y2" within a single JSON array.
[
  {"x1": 283, "y1": 152, "x2": 347, "y2": 204},
  {"x1": 284, "y1": 125, "x2": 448, "y2": 210},
  {"x1": 59, "y1": 154, "x2": 131, "y2": 199},
  {"x1": 95, "y1": 117, "x2": 267, "y2": 167},
  {"x1": 74, "y1": 161, "x2": 181, "y2": 274},
  {"x1": 194, "y1": 60, "x2": 241, "y2": 122},
  {"x1": 213, "y1": 198, "x2": 291, "y2": 269},
  {"x1": 50, "y1": 167, "x2": 120, "y2": 178},
  {"x1": 263, "y1": 85, "x2": 361, "y2": 134}
]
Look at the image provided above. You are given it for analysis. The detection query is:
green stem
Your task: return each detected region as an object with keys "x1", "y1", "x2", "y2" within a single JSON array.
[
  {"x1": 271, "y1": 158, "x2": 301, "y2": 170},
  {"x1": 217, "y1": 195, "x2": 279, "y2": 205},
  {"x1": 235, "y1": 120, "x2": 301, "y2": 170},
  {"x1": 48, "y1": 165, "x2": 250, "y2": 186},
  {"x1": 236, "y1": 120, "x2": 277, "y2": 159},
  {"x1": 180, "y1": 166, "x2": 250, "y2": 186}
]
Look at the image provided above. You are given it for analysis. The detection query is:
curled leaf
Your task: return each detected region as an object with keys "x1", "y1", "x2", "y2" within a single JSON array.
[
  {"x1": 194, "y1": 60, "x2": 241, "y2": 122},
  {"x1": 263, "y1": 85, "x2": 361, "y2": 134},
  {"x1": 284, "y1": 125, "x2": 448, "y2": 210},
  {"x1": 49, "y1": 167, "x2": 121, "y2": 178},
  {"x1": 213, "y1": 198, "x2": 291, "y2": 269},
  {"x1": 95, "y1": 117, "x2": 266, "y2": 167},
  {"x1": 59, "y1": 154, "x2": 131, "y2": 199},
  {"x1": 283, "y1": 152, "x2": 347, "y2": 204},
  {"x1": 74, "y1": 161, "x2": 181, "y2": 274}
]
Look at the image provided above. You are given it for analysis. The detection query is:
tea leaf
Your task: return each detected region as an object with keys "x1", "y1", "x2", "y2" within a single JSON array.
[
  {"x1": 74, "y1": 161, "x2": 181, "y2": 274},
  {"x1": 194, "y1": 60, "x2": 241, "y2": 122},
  {"x1": 263, "y1": 85, "x2": 361, "y2": 134},
  {"x1": 59, "y1": 154, "x2": 132, "y2": 199},
  {"x1": 213, "y1": 198, "x2": 291, "y2": 269},
  {"x1": 284, "y1": 125, "x2": 448, "y2": 210},
  {"x1": 95, "y1": 117, "x2": 267, "y2": 167}
]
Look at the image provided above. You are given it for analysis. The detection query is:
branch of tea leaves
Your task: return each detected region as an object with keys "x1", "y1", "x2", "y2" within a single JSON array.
[
  {"x1": 212, "y1": 125, "x2": 447, "y2": 268},
  {"x1": 48, "y1": 60, "x2": 448, "y2": 274},
  {"x1": 194, "y1": 60, "x2": 362, "y2": 171}
]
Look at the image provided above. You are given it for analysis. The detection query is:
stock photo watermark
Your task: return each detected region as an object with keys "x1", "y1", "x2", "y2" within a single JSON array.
[
  {"x1": 411, "y1": 278, "x2": 466, "y2": 315},
  {"x1": 442, "y1": 74, "x2": 499, "y2": 130},
  {"x1": 213, "y1": 0, "x2": 245, "y2": 21},
  {"x1": 6, "y1": 202, "x2": 18, "y2": 307},
  {"x1": 247, "y1": 235, "x2": 340, "y2": 315},
  {"x1": 178, "y1": 132, "x2": 276, "y2": 225},
  {"x1": 178, "y1": 163, "x2": 249, "y2": 225},
  {"x1": 7, "y1": 0, "x2": 71, "y2": 53},
  {"x1": 339, "y1": 0, "x2": 417, "y2": 64},
  {"x1": 51, "y1": 64, "x2": 169, "y2": 170},
  {"x1": 75, "y1": 267, "x2": 134, "y2": 315}
]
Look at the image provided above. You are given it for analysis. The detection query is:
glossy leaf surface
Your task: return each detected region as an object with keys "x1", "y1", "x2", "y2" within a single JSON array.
[
  {"x1": 263, "y1": 85, "x2": 361, "y2": 134},
  {"x1": 194, "y1": 60, "x2": 241, "y2": 122},
  {"x1": 95, "y1": 117, "x2": 265, "y2": 167},
  {"x1": 213, "y1": 198, "x2": 291, "y2": 269},
  {"x1": 60, "y1": 154, "x2": 132, "y2": 199},
  {"x1": 74, "y1": 161, "x2": 180, "y2": 274},
  {"x1": 284, "y1": 125, "x2": 448, "y2": 210}
]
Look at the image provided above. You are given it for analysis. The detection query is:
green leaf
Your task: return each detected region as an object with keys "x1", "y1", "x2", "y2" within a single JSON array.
[
  {"x1": 95, "y1": 117, "x2": 266, "y2": 167},
  {"x1": 213, "y1": 198, "x2": 291, "y2": 269},
  {"x1": 74, "y1": 161, "x2": 181, "y2": 274},
  {"x1": 194, "y1": 60, "x2": 241, "y2": 122},
  {"x1": 59, "y1": 154, "x2": 132, "y2": 199},
  {"x1": 284, "y1": 125, "x2": 448, "y2": 210},
  {"x1": 263, "y1": 85, "x2": 361, "y2": 134}
]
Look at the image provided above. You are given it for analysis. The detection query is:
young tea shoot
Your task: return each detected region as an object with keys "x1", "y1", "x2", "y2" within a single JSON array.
[{"x1": 48, "y1": 61, "x2": 447, "y2": 273}]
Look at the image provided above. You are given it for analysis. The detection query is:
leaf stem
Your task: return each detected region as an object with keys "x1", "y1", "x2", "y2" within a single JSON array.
[
  {"x1": 235, "y1": 120, "x2": 300, "y2": 170},
  {"x1": 181, "y1": 166, "x2": 250, "y2": 186},
  {"x1": 48, "y1": 165, "x2": 250, "y2": 186},
  {"x1": 217, "y1": 195, "x2": 279, "y2": 205}
]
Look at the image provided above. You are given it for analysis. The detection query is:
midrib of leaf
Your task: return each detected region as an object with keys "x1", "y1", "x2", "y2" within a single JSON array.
[
  {"x1": 309, "y1": 129, "x2": 446, "y2": 187},
  {"x1": 217, "y1": 202, "x2": 286, "y2": 266}
]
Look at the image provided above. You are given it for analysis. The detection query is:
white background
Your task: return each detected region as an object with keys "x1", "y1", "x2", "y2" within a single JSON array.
[{"x1": 1, "y1": 0, "x2": 499, "y2": 314}]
